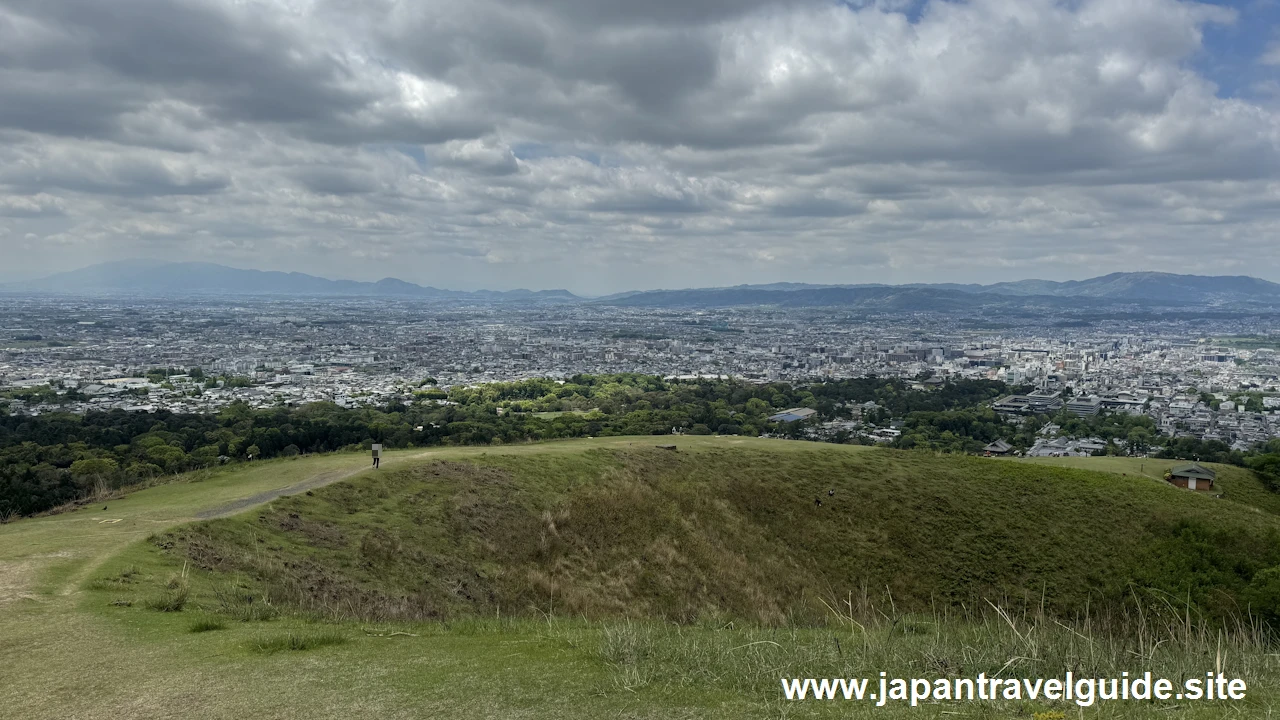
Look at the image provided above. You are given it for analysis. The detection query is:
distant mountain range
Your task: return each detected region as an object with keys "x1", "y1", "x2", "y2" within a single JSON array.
[
  {"x1": 1, "y1": 260, "x2": 580, "y2": 302},
  {"x1": 602, "y1": 272, "x2": 1280, "y2": 309},
  {"x1": 5, "y1": 262, "x2": 1280, "y2": 311}
]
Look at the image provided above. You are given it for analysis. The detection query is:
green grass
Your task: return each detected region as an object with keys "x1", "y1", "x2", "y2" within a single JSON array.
[
  {"x1": 0, "y1": 339, "x2": 74, "y2": 349},
  {"x1": 1, "y1": 437, "x2": 1279, "y2": 719},
  {"x1": 1214, "y1": 335, "x2": 1280, "y2": 350},
  {"x1": 250, "y1": 629, "x2": 347, "y2": 653},
  {"x1": 145, "y1": 586, "x2": 189, "y2": 612},
  {"x1": 1015, "y1": 455, "x2": 1280, "y2": 517},
  {"x1": 531, "y1": 410, "x2": 590, "y2": 418},
  {"x1": 158, "y1": 446, "x2": 1280, "y2": 626},
  {"x1": 188, "y1": 617, "x2": 227, "y2": 633}
]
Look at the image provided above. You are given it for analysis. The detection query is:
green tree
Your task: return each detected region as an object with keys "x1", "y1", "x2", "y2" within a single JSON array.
[
  {"x1": 69, "y1": 457, "x2": 118, "y2": 481},
  {"x1": 1246, "y1": 566, "x2": 1280, "y2": 624},
  {"x1": 1127, "y1": 427, "x2": 1153, "y2": 454}
]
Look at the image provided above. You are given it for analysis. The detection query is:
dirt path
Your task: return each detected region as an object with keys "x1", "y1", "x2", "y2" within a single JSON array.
[
  {"x1": 194, "y1": 466, "x2": 366, "y2": 520},
  {"x1": 0, "y1": 462, "x2": 370, "y2": 603}
]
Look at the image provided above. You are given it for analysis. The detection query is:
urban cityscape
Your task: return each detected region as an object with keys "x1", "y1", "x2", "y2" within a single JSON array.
[{"x1": 4, "y1": 291, "x2": 1279, "y2": 455}]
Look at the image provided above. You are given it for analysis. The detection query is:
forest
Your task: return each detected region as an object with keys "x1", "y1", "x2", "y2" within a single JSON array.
[{"x1": 2, "y1": 373, "x2": 1276, "y2": 518}]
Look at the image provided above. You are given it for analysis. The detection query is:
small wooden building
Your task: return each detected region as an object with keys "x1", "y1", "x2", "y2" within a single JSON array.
[{"x1": 1167, "y1": 463, "x2": 1216, "y2": 491}]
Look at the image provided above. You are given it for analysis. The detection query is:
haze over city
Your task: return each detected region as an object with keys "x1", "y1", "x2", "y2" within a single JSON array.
[{"x1": 2, "y1": 0, "x2": 1280, "y2": 293}]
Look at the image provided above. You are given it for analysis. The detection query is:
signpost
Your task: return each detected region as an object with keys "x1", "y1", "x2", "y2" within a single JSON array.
[{"x1": 372, "y1": 443, "x2": 382, "y2": 469}]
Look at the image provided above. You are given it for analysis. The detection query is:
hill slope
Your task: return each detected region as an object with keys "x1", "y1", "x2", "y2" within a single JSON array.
[{"x1": 162, "y1": 444, "x2": 1280, "y2": 625}]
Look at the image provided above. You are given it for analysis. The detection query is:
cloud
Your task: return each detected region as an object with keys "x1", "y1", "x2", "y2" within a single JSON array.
[
  {"x1": 0, "y1": 192, "x2": 65, "y2": 217},
  {"x1": 435, "y1": 138, "x2": 521, "y2": 175},
  {"x1": 1263, "y1": 43, "x2": 1280, "y2": 66},
  {"x1": 0, "y1": 0, "x2": 1277, "y2": 292}
]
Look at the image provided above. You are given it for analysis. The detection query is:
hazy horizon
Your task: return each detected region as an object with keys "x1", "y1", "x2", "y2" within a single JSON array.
[
  {"x1": 2, "y1": 0, "x2": 1279, "y2": 294},
  {"x1": 8, "y1": 257, "x2": 1280, "y2": 297}
]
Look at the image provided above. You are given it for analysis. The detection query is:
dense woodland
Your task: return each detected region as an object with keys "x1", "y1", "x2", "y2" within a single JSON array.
[{"x1": 2, "y1": 373, "x2": 1277, "y2": 518}]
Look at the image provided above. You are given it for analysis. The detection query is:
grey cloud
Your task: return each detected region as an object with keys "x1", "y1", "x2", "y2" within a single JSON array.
[
  {"x1": 0, "y1": 72, "x2": 138, "y2": 137},
  {"x1": 0, "y1": 0, "x2": 485, "y2": 147},
  {"x1": 0, "y1": 143, "x2": 231, "y2": 197},
  {"x1": 294, "y1": 168, "x2": 382, "y2": 196},
  {"x1": 4, "y1": 0, "x2": 367, "y2": 119},
  {"x1": 506, "y1": 0, "x2": 814, "y2": 26},
  {"x1": 434, "y1": 138, "x2": 521, "y2": 176},
  {"x1": 0, "y1": 193, "x2": 65, "y2": 217},
  {"x1": 1, "y1": 0, "x2": 1279, "y2": 292}
]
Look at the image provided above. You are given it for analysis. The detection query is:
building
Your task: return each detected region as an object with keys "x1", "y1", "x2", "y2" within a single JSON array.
[
  {"x1": 768, "y1": 407, "x2": 817, "y2": 423},
  {"x1": 1065, "y1": 396, "x2": 1103, "y2": 417},
  {"x1": 992, "y1": 390, "x2": 1064, "y2": 416},
  {"x1": 983, "y1": 440, "x2": 1013, "y2": 456},
  {"x1": 1167, "y1": 463, "x2": 1216, "y2": 491}
]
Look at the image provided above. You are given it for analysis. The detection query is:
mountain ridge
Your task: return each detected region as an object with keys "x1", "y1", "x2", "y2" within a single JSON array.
[
  {"x1": 1, "y1": 260, "x2": 581, "y2": 302},
  {"x1": 5, "y1": 261, "x2": 1280, "y2": 308},
  {"x1": 602, "y1": 271, "x2": 1280, "y2": 308}
]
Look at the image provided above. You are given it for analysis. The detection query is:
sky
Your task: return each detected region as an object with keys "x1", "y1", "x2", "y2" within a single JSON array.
[{"x1": 0, "y1": 0, "x2": 1278, "y2": 294}]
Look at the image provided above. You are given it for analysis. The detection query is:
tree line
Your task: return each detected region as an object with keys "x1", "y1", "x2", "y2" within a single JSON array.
[
  {"x1": 4, "y1": 373, "x2": 1275, "y2": 519},
  {"x1": 0, "y1": 374, "x2": 1011, "y2": 518}
]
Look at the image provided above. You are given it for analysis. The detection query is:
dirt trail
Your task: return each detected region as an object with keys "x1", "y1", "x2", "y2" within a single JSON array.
[
  {"x1": 0, "y1": 464, "x2": 364, "y2": 599},
  {"x1": 47, "y1": 465, "x2": 367, "y2": 596},
  {"x1": 1, "y1": 459, "x2": 393, "y2": 602},
  {"x1": 194, "y1": 466, "x2": 366, "y2": 520}
]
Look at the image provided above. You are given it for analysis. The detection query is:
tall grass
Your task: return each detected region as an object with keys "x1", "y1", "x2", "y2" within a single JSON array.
[
  {"x1": 188, "y1": 617, "x2": 227, "y2": 633},
  {"x1": 214, "y1": 581, "x2": 279, "y2": 622},
  {"x1": 250, "y1": 630, "x2": 348, "y2": 654},
  {"x1": 596, "y1": 598, "x2": 1279, "y2": 697},
  {"x1": 146, "y1": 565, "x2": 190, "y2": 612}
]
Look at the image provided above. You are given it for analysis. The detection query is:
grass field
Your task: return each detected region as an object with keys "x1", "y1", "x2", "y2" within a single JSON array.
[
  {"x1": 531, "y1": 409, "x2": 591, "y2": 418},
  {"x1": 1213, "y1": 336, "x2": 1280, "y2": 350},
  {"x1": 0, "y1": 340, "x2": 74, "y2": 349},
  {"x1": 2, "y1": 438, "x2": 1278, "y2": 718},
  {"x1": 1015, "y1": 454, "x2": 1280, "y2": 517}
]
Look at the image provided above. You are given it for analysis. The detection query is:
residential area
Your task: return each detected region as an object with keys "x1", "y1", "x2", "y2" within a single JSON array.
[{"x1": 3, "y1": 295, "x2": 1279, "y2": 455}]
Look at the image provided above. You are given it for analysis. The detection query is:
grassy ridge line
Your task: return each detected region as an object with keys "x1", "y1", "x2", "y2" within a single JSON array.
[
  {"x1": 0, "y1": 437, "x2": 741, "y2": 600},
  {"x1": 1016, "y1": 455, "x2": 1280, "y2": 517},
  {"x1": 162, "y1": 444, "x2": 1280, "y2": 625}
]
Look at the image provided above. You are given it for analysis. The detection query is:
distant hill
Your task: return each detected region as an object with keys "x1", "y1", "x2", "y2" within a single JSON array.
[
  {"x1": 971, "y1": 272, "x2": 1280, "y2": 302},
  {"x1": 602, "y1": 272, "x2": 1280, "y2": 309},
  {"x1": 600, "y1": 285, "x2": 1090, "y2": 311},
  {"x1": 5, "y1": 262, "x2": 1279, "y2": 310},
  {"x1": 1, "y1": 260, "x2": 580, "y2": 302}
]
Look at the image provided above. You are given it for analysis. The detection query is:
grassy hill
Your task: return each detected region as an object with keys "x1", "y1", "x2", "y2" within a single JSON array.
[
  {"x1": 159, "y1": 442, "x2": 1280, "y2": 626},
  {"x1": 6, "y1": 437, "x2": 1280, "y2": 719},
  {"x1": 1016, "y1": 454, "x2": 1280, "y2": 517}
]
